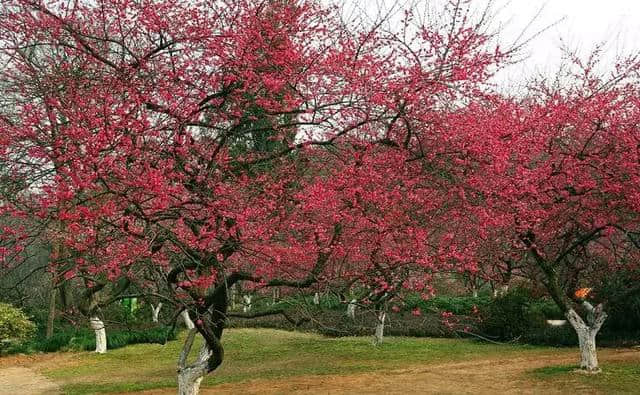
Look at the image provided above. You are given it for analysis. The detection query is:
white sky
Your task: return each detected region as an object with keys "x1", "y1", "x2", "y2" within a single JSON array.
[
  {"x1": 355, "y1": 0, "x2": 640, "y2": 88},
  {"x1": 497, "y1": 0, "x2": 640, "y2": 87}
]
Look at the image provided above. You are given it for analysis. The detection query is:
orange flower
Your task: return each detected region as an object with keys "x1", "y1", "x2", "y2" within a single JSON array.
[{"x1": 574, "y1": 288, "x2": 592, "y2": 299}]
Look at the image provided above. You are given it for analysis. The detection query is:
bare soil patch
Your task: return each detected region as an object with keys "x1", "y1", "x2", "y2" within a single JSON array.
[
  {"x1": 192, "y1": 349, "x2": 639, "y2": 395},
  {"x1": 0, "y1": 366, "x2": 61, "y2": 395}
]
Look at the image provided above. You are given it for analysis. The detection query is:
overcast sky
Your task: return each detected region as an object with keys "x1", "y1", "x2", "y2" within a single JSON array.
[
  {"x1": 484, "y1": 0, "x2": 640, "y2": 87},
  {"x1": 354, "y1": 0, "x2": 640, "y2": 87}
]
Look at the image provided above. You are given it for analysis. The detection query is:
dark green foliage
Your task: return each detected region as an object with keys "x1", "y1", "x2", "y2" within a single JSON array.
[
  {"x1": 404, "y1": 294, "x2": 492, "y2": 315},
  {"x1": 106, "y1": 326, "x2": 176, "y2": 349},
  {"x1": 479, "y1": 287, "x2": 640, "y2": 347},
  {"x1": 236, "y1": 289, "x2": 638, "y2": 347},
  {"x1": 2, "y1": 325, "x2": 176, "y2": 355},
  {"x1": 597, "y1": 270, "x2": 640, "y2": 337},
  {"x1": 478, "y1": 287, "x2": 580, "y2": 345},
  {"x1": 228, "y1": 309, "x2": 451, "y2": 338},
  {"x1": 522, "y1": 324, "x2": 578, "y2": 346},
  {"x1": 480, "y1": 288, "x2": 548, "y2": 340}
]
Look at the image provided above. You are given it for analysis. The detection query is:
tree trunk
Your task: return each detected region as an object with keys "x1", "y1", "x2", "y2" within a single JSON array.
[
  {"x1": 177, "y1": 371, "x2": 204, "y2": 395},
  {"x1": 177, "y1": 282, "x2": 227, "y2": 394},
  {"x1": 373, "y1": 311, "x2": 386, "y2": 345},
  {"x1": 242, "y1": 295, "x2": 252, "y2": 313},
  {"x1": 472, "y1": 288, "x2": 478, "y2": 298},
  {"x1": 151, "y1": 303, "x2": 162, "y2": 323},
  {"x1": 346, "y1": 299, "x2": 356, "y2": 320},
  {"x1": 59, "y1": 280, "x2": 71, "y2": 311},
  {"x1": 230, "y1": 284, "x2": 237, "y2": 310},
  {"x1": 313, "y1": 292, "x2": 320, "y2": 305},
  {"x1": 182, "y1": 310, "x2": 195, "y2": 329},
  {"x1": 565, "y1": 304, "x2": 606, "y2": 373},
  {"x1": 89, "y1": 317, "x2": 107, "y2": 354},
  {"x1": 576, "y1": 328, "x2": 598, "y2": 371},
  {"x1": 46, "y1": 286, "x2": 57, "y2": 339},
  {"x1": 47, "y1": 239, "x2": 61, "y2": 339},
  {"x1": 177, "y1": 331, "x2": 211, "y2": 395}
]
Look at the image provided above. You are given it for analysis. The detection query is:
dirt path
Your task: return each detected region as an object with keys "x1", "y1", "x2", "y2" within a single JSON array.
[
  {"x1": 0, "y1": 366, "x2": 61, "y2": 395},
  {"x1": 200, "y1": 349, "x2": 640, "y2": 395}
]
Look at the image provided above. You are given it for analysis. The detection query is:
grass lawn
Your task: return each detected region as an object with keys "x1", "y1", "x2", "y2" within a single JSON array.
[
  {"x1": 532, "y1": 362, "x2": 640, "y2": 393},
  {"x1": 10, "y1": 328, "x2": 639, "y2": 394}
]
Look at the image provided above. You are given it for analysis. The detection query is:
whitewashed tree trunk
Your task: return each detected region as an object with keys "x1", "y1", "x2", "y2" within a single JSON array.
[
  {"x1": 89, "y1": 317, "x2": 107, "y2": 354},
  {"x1": 576, "y1": 328, "x2": 598, "y2": 371},
  {"x1": 151, "y1": 303, "x2": 163, "y2": 323},
  {"x1": 178, "y1": 370, "x2": 205, "y2": 395},
  {"x1": 472, "y1": 288, "x2": 478, "y2": 298},
  {"x1": 182, "y1": 310, "x2": 195, "y2": 329},
  {"x1": 230, "y1": 284, "x2": 237, "y2": 310},
  {"x1": 272, "y1": 288, "x2": 280, "y2": 305},
  {"x1": 177, "y1": 330, "x2": 212, "y2": 395},
  {"x1": 313, "y1": 292, "x2": 320, "y2": 305},
  {"x1": 242, "y1": 295, "x2": 252, "y2": 313},
  {"x1": 373, "y1": 311, "x2": 386, "y2": 345},
  {"x1": 565, "y1": 303, "x2": 607, "y2": 373},
  {"x1": 492, "y1": 284, "x2": 510, "y2": 298},
  {"x1": 346, "y1": 299, "x2": 357, "y2": 319}
]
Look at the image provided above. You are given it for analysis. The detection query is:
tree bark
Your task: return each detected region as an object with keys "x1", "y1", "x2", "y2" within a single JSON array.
[
  {"x1": 576, "y1": 328, "x2": 598, "y2": 371},
  {"x1": 151, "y1": 303, "x2": 163, "y2": 323},
  {"x1": 177, "y1": 330, "x2": 211, "y2": 395},
  {"x1": 242, "y1": 295, "x2": 252, "y2": 313},
  {"x1": 182, "y1": 310, "x2": 195, "y2": 329},
  {"x1": 346, "y1": 299, "x2": 356, "y2": 320},
  {"x1": 89, "y1": 317, "x2": 107, "y2": 354},
  {"x1": 373, "y1": 310, "x2": 386, "y2": 345},
  {"x1": 313, "y1": 292, "x2": 320, "y2": 305},
  {"x1": 46, "y1": 286, "x2": 57, "y2": 339},
  {"x1": 177, "y1": 370, "x2": 205, "y2": 395},
  {"x1": 230, "y1": 284, "x2": 237, "y2": 310},
  {"x1": 565, "y1": 304, "x2": 606, "y2": 373}
]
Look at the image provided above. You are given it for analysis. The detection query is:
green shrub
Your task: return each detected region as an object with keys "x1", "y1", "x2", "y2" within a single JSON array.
[
  {"x1": 480, "y1": 287, "x2": 546, "y2": 341},
  {"x1": 233, "y1": 289, "x2": 639, "y2": 348},
  {"x1": 0, "y1": 303, "x2": 36, "y2": 352},
  {"x1": 478, "y1": 287, "x2": 640, "y2": 347},
  {"x1": 523, "y1": 324, "x2": 577, "y2": 346},
  {"x1": 2, "y1": 324, "x2": 176, "y2": 355},
  {"x1": 598, "y1": 271, "x2": 640, "y2": 334},
  {"x1": 405, "y1": 294, "x2": 492, "y2": 315}
]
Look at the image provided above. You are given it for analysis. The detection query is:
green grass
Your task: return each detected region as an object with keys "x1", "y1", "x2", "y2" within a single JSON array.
[
  {"x1": 531, "y1": 362, "x2": 640, "y2": 393},
  {"x1": 43, "y1": 329, "x2": 539, "y2": 393},
  {"x1": 33, "y1": 329, "x2": 639, "y2": 394}
]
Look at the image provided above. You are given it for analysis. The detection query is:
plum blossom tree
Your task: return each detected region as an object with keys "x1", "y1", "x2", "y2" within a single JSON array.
[
  {"x1": 0, "y1": 0, "x2": 507, "y2": 392},
  {"x1": 458, "y1": 54, "x2": 640, "y2": 372}
]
